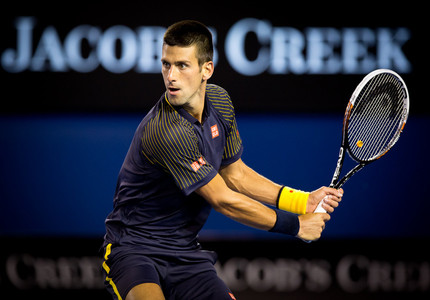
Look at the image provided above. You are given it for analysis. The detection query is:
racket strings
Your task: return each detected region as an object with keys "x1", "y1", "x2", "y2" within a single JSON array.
[
  {"x1": 347, "y1": 73, "x2": 406, "y2": 162},
  {"x1": 356, "y1": 101, "x2": 402, "y2": 160},
  {"x1": 349, "y1": 76, "x2": 404, "y2": 160},
  {"x1": 349, "y1": 82, "x2": 403, "y2": 160},
  {"x1": 351, "y1": 81, "x2": 402, "y2": 156}
]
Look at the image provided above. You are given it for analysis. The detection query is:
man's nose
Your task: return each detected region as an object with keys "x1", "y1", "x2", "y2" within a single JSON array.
[{"x1": 167, "y1": 66, "x2": 177, "y2": 82}]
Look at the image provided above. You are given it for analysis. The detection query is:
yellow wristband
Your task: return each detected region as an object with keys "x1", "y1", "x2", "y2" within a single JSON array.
[{"x1": 277, "y1": 186, "x2": 309, "y2": 215}]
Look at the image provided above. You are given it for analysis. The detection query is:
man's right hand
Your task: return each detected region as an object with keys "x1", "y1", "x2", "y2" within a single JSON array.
[{"x1": 296, "y1": 213, "x2": 330, "y2": 241}]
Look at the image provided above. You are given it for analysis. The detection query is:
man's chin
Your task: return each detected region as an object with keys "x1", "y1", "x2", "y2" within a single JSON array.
[{"x1": 166, "y1": 94, "x2": 183, "y2": 106}]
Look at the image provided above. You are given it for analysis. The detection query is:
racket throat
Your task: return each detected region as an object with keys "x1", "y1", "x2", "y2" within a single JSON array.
[
  {"x1": 334, "y1": 162, "x2": 366, "y2": 189},
  {"x1": 330, "y1": 147, "x2": 346, "y2": 188}
]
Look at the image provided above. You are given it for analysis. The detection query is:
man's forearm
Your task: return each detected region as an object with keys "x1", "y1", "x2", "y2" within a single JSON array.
[
  {"x1": 197, "y1": 173, "x2": 277, "y2": 230},
  {"x1": 219, "y1": 159, "x2": 282, "y2": 207},
  {"x1": 213, "y1": 189, "x2": 277, "y2": 231},
  {"x1": 196, "y1": 173, "x2": 299, "y2": 236}
]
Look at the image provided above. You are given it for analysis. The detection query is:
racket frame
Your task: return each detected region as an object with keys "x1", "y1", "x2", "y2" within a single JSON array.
[{"x1": 315, "y1": 69, "x2": 409, "y2": 212}]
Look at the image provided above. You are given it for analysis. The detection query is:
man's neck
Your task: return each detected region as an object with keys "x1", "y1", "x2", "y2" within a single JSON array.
[{"x1": 183, "y1": 83, "x2": 206, "y2": 123}]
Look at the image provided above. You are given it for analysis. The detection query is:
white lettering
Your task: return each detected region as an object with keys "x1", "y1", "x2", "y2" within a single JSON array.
[
  {"x1": 216, "y1": 258, "x2": 248, "y2": 291},
  {"x1": 6, "y1": 252, "x2": 429, "y2": 294},
  {"x1": 342, "y1": 28, "x2": 376, "y2": 74},
  {"x1": 273, "y1": 259, "x2": 301, "y2": 291},
  {"x1": 303, "y1": 259, "x2": 332, "y2": 291},
  {"x1": 307, "y1": 28, "x2": 341, "y2": 74},
  {"x1": 246, "y1": 258, "x2": 276, "y2": 291},
  {"x1": 1, "y1": 17, "x2": 412, "y2": 75},
  {"x1": 6, "y1": 254, "x2": 36, "y2": 289},
  {"x1": 98, "y1": 25, "x2": 138, "y2": 73},
  {"x1": 377, "y1": 27, "x2": 411, "y2": 73},
  {"x1": 64, "y1": 25, "x2": 101, "y2": 73},
  {"x1": 135, "y1": 26, "x2": 164, "y2": 73},
  {"x1": 225, "y1": 18, "x2": 271, "y2": 76},
  {"x1": 337, "y1": 255, "x2": 430, "y2": 293},
  {"x1": 336, "y1": 255, "x2": 369, "y2": 293},
  {"x1": 217, "y1": 257, "x2": 331, "y2": 293},
  {"x1": 1, "y1": 17, "x2": 35, "y2": 72},
  {"x1": 6, "y1": 254, "x2": 105, "y2": 290},
  {"x1": 30, "y1": 26, "x2": 67, "y2": 71},
  {"x1": 270, "y1": 27, "x2": 306, "y2": 74}
]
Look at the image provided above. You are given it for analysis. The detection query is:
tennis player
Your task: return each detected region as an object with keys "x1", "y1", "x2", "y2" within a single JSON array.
[{"x1": 102, "y1": 20, "x2": 343, "y2": 300}]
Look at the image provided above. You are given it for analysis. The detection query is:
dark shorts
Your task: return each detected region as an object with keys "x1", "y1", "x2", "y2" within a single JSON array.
[{"x1": 102, "y1": 244, "x2": 236, "y2": 300}]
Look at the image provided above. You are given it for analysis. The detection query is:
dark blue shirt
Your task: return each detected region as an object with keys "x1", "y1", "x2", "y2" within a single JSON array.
[{"x1": 104, "y1": 84, "x2": 243, "y2": 252}]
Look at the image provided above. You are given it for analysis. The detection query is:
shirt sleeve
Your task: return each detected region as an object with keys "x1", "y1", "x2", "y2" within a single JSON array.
[
  {"x1": 221, "y1": 117, "x2": 243, "y2": 165},
  {"x1": 206, "y1": 84, "x2": 244, "y2": 166},
  {"x1": 141, "y1": 114, "x2": 217, "y2": 196}
]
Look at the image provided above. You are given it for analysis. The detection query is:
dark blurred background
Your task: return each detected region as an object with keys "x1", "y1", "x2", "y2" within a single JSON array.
[{"x1": 1, "y1": 1, "x2": 429, "y2": 299}]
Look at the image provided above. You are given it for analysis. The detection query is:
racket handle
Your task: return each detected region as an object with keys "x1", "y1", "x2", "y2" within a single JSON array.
[
  {"x1": 314, "y1": 196, "x2": 328, "y2": 213},
  {"x1": 302, "y1": 195, "x2": 329, "y2": 243},
  {"x1": 313, "y1": 181, "x2": 337, "y2": 213},
  {"x1": 304, "y1": 180, "x2": 337, "y2": 242}
]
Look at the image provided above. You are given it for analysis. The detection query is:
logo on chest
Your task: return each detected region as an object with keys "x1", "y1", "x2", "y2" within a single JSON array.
[{"x1": 211, "y1": 124, "x2": 219, "y2": 139}]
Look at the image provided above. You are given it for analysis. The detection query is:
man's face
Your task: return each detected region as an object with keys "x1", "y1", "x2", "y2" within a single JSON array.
[{"x1": 161, "y1": 44, "x2": 212, "y2": 107}]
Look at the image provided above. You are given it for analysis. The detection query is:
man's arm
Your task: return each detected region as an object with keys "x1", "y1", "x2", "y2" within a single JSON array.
[
  {"x1": 219, "y1": 159, "x2": 343, "y2": 213},
  {"x1": 219, "y1": 158, "x2": 282, "y2": 206},
  {"x1": 196, "y1": 172, "x2": 329, "y2": 240},
  {"x1": 196, "y1": 173, "x2": 277, "y2": 231}
]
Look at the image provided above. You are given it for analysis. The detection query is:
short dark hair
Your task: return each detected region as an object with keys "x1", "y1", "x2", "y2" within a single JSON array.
[{"x1": 163, "y1": 20, "x2": 213, "y2": 66}]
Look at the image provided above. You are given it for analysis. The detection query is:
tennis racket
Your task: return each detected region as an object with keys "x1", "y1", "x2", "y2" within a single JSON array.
[{"x1": 314, "y1": 69, "x2": 409, "y2": 213}]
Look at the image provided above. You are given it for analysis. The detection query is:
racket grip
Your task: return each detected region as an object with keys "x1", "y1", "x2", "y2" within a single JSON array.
[
  {"x1": 314, "y1": 196, "x2": 328, "y2": 213},
  {"x1": 302, "y1": 196, "x2": 329, "y2": 243}
]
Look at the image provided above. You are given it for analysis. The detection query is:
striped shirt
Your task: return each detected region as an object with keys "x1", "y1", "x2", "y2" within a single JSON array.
[{"x1": 104, "y1": 84, "x2": 243, "y2": 250}]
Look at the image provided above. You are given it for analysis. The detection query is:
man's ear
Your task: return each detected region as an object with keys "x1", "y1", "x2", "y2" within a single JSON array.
[{"x1": 202, "y1": 61, "x2": 214, "y2": 81}]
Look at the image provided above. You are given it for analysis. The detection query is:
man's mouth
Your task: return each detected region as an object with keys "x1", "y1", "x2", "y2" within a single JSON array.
[{"x1": 168, "y1": 87, "x2": 180, "y2": 95}]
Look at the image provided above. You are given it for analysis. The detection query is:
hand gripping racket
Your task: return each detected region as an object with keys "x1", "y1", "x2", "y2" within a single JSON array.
[{"x1": 314, "y1": 69, "x2": 409, "y2": 213}]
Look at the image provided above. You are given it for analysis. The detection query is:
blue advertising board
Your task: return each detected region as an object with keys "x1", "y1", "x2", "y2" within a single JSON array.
[{"x1": 1, "y1": 113, "x2": 428, "y2": 239}]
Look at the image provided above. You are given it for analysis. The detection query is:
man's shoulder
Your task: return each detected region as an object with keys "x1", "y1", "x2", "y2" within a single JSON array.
[
  {"x1": 206, "y1": 84, "x2": 235, "y2": 121},
  {"x1": 141, "y1": 97, "x2": 196, "y2": 149},
  {"x1": 206, "y1": 84, "x2": 230, "y2": 101}
]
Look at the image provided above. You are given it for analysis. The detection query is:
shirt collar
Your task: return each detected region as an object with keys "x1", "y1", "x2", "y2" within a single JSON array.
[{"x1": 164, "y1": 92, "x2": 210, "y2": 125}]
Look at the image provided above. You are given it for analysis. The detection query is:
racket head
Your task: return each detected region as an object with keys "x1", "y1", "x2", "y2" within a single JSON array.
[{"x1": 343, "y1": 69, "x2": 409, "y2": 163}]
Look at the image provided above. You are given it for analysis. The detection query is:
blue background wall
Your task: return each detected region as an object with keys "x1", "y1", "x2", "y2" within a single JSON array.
[{"x1": 1, "y1": 113, "x2": 427, "y2": 239}]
